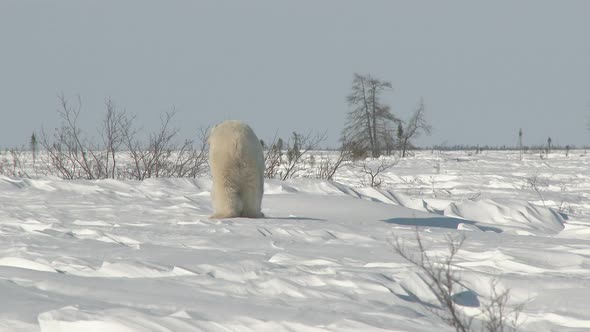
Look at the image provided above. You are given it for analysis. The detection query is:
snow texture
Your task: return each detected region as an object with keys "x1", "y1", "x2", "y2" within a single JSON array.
[{"x1": 0, "y1": 150, "x2": 588, "y2": 331}]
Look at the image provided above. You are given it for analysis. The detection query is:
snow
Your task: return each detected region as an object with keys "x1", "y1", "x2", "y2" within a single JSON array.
[{"x1": 0, "y1": 150, "x2": 589, "y2": 331}]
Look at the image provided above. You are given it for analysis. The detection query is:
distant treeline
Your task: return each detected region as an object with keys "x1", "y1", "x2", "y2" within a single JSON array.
[
  {"x1": 319, "y1": 144, "x2": 588, "y2": 152},
  {"x1": 422, "y1": 144, "x2": 589, "y2": 152}
]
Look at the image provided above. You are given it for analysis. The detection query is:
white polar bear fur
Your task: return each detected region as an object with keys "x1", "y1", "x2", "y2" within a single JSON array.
[{"x1": 208, "y1": 120, "x2": 265, "y2": 218}]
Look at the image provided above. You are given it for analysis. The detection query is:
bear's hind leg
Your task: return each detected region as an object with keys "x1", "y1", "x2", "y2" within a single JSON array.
[
  {"x1": 240, "y1": 182, "x2": 264, "y2": 218},
  {"x1": 211, "y1": 185, "x2": 243, "y2": 219}
]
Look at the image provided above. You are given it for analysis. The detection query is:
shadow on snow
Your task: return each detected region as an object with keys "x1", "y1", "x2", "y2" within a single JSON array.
[{"x1": 383, "y1": 217, "x2": 502, "y2": 233}]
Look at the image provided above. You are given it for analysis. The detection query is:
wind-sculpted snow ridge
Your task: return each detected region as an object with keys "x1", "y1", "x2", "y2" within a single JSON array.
[
  {"x1": 268, "y1": 179, "x2": 565, "y2": 235},
  {"x1": 0, "y1": 150, "x2": 589, "y2": 332},
  {"x1": 354, "y1": 188, "x2": 566, "y2": 235}
]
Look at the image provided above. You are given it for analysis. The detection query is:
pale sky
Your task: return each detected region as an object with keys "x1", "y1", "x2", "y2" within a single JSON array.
[{"x1": 1, "y1": 0, "x2": 589, "y2": 149}]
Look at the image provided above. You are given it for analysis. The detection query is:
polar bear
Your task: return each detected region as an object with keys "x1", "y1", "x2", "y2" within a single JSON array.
[{"x1": 208, "y1": 120, "x2": 265, "y2": 218}]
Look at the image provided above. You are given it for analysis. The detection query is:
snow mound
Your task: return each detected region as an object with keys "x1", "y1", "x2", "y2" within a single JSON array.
[
  {"x1": 265, "y1": 178, "x2": 362, "y2": 197},
  {"x1": 339, "y1": 186, "x2": 565, "y2": 235},
  {"x1": 444, "y1": 199, "x2": 565, "y2": 234},
  {"x1": 0, "y1": 257, "x2": 56, "y2": 273}
]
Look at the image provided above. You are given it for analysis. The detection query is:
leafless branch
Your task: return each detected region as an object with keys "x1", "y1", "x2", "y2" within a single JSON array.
[
  {"x1": 392, "y1": 230, "x2": 523, "y2": 332},
  {"x1": 399, "y1": 98, "x2": 431, "y2": 158},
  {"x1": 315, "y1": 141, "x2": 356, "y2": 181},
  {"x1": 280, "y1": 131, "x2": 327, "y2": 180},
  {"x1": 354, "y1": 156, "x2": 398, "y2": 187}
]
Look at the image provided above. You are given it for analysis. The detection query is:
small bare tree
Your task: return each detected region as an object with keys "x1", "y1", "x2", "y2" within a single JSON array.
[
  {"x1": 399, "y1": 99, "x2": 431, "y2": 158},
  {"x1": 518, "y1": 129, "x2": 523, "y2": 161},
  {"x1": 342, "y1": 73, "x2": 398, "y2": 158},
  {"x1": 30, "y1": 132, "x2": 38, "y2": 166}
]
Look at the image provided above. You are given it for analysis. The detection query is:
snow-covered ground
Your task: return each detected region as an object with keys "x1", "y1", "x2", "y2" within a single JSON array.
[{"x1": 0, "y1": 150, "x2": 589, "y2": 331}]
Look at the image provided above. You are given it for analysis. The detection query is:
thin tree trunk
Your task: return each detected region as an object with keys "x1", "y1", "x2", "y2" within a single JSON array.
[{"x1": 360, "y1": 79, "x2": 374, "y2": 155}]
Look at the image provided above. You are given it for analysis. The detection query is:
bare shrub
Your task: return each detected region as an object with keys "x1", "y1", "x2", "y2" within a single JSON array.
[
  {"x1": 315, "y1": 139, "x2": 364, "y2": 181},
  {"x1": 0, "y1": 148, "x2": 28, "y2": 178},
  {"x1": 281, "y1": 131, "x2": 326, "y2": 180},
  {"x1": 122, "y1": 110, "x2": 176, "y2": 180},
  {"x1": 392, "y1": 230, "x2": 523, "y2": 332},
  {"x1": 263, "y1": 131, "x2": 326, "y2": 180},
  {"x1": 167, "y1": 127, "x2": 210, "y2": 178},
  {"x1": 354, "y1": 156, "x2": 398, "y2": 187},
  {"x1": 40, "y1": 95, "x2": 209, "y2": 180},
  {"x1": 316, "y1": 149, "x2": 351, "y2": 181},
  {"x1": 398, "y1": 99, "x2": 431, "y2": 158},
  {"x1": 524, "y1": 175, "x2": 548, "y2": 207},
  {"x1": 480, "y1": 280, "x2": 523, "y2": 332},
  {"x1": 11, "y1": 149, "x2": 28, "y2": 177},
  {"x1": 122, "y1": 110, "x2": 209, "y2": 180},
  {"x1": 263, "y1": 136, "x2": 284, "y2": 179},
  {"x1": 101, "y1": 98, "x2": 132, "y2": 179},
  {"x1": 40, "y1": 94, "x2": 105, "y2": 179}
]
